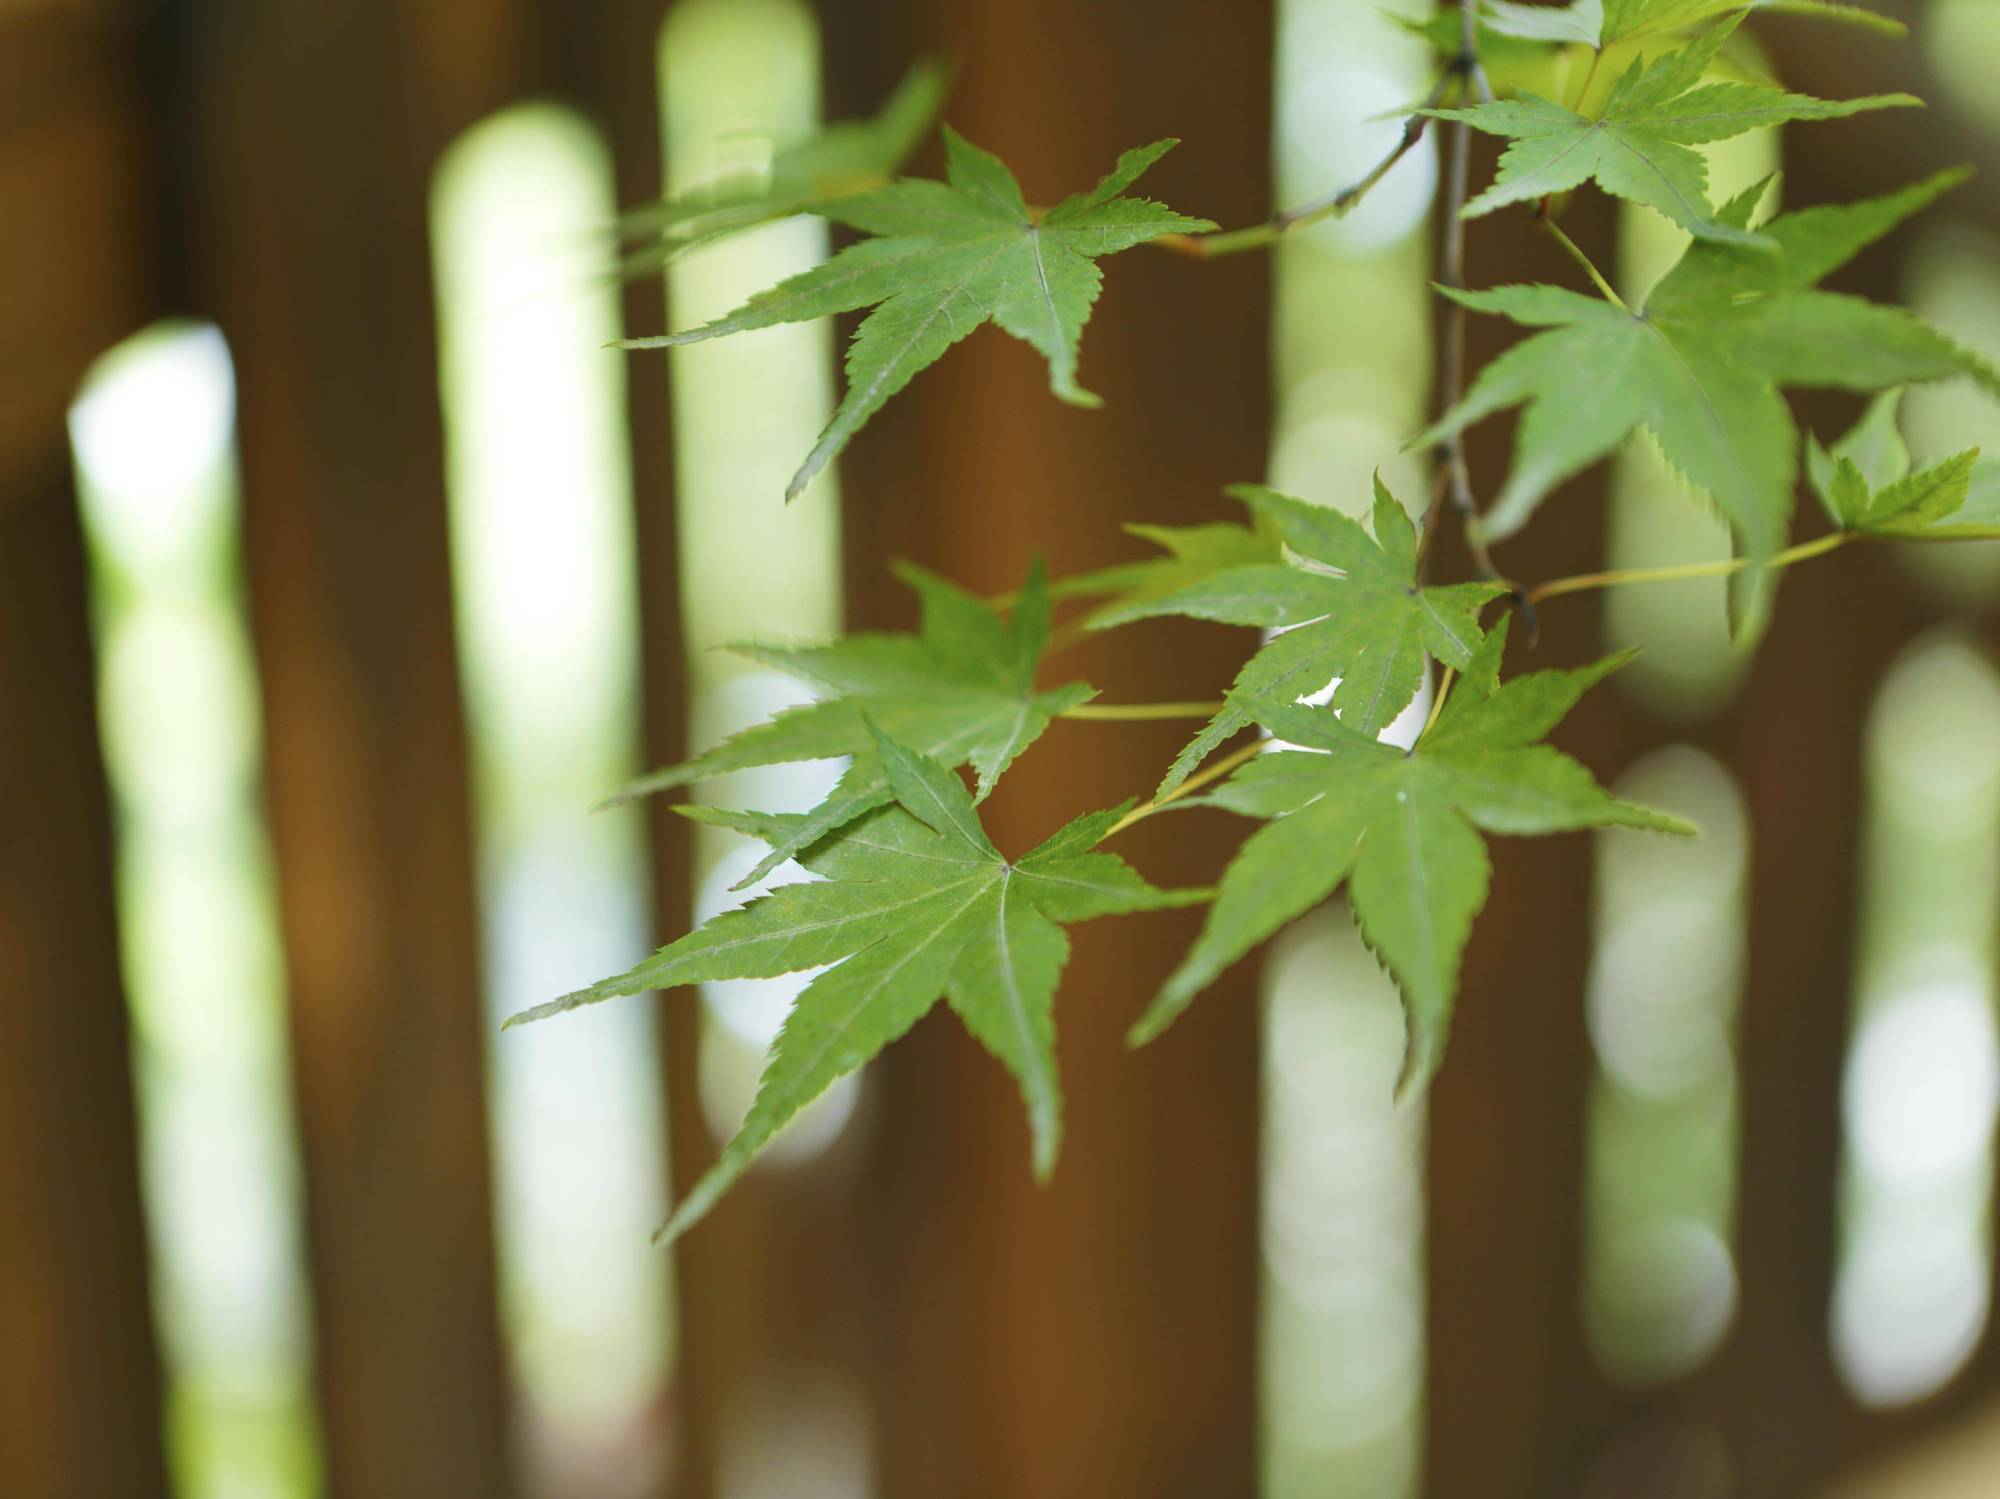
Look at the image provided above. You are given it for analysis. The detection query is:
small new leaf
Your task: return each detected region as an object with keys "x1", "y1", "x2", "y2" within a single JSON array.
[
  {"x1": 1951, "y1": 461, "x2": 2000, "y2": 537},
  {"x1": 610, "y1": 561, "x2": 1092, "y2": 887},
  {"x1": 1428, "y1": 16, "x2": 1916, "y2": 243},
  {"x1": 617, "y1": 61, "x2": 947, "y2": 274},
  {"x1": 626, "y1": 128, "x2": 1215, "y2": 499},
  {"x1": 1132, "y1": 620, "x2": 1692, "y2": 1097},
  {"x1": 512, "y1": 732, "x2": 1193, "y2": 1243},
  {"x1": 1096, "y1": 480, "x2": 1506, "y2": 794},
  {"x1": 1807, "y1": 393, "x2": 1987, "y2": 537},
  {"x1": 1417, "y1": 171, "x2": 2000, "y2": 631}
]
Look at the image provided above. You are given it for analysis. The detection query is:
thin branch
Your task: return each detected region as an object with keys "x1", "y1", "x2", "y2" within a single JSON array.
[
  {"x1": 1043, "y1": 617, "x2": 1097, "y2": 656},
  {"x1": 1532, "y1": 43, "x2": 1603, "y2": 221},
  {"x1": 1106, "y1": 739, "x2": 1266, "y2": 838},
  {"x1": 1568, "y1": 46, "x2": 1607, "y2": 115},
  {"x1": 1418, "y1": 666, "x2": 1458, "y2": 744},
  {"x1": 1526, "y1": 531, "x2": 1851, "y2": 606},
  {"x1": 1419, "y1": 0, "x2": 1515, "y2": 610},
  {"x1": 1062, "y1": 700, "x2": 1226, "y2": 722},
  {"x1": 1537, "y1": 206, "x2": 1629, "y2": 311},
  {"x1": 1153, "y1": 57, "x2": 1471, "y2": 261}
]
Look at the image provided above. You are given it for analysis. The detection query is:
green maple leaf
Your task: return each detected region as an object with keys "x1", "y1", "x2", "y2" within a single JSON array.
[
  {"x1": 1408, "y1": 2, "x2": 1901, "y2": 91},
  {"x1": 512, "y1": 728, "x2": 1195, "y2": 1242},
  {"x1": 1417, "y1": 170, "x2": 2000, "y2": 630},
  {"x1": 1470, "y1": 0, "x2": 1901, "y2": 49},
  {"x1": 1428, "y1": 15, "x2": 1916, "y2": 243},
  {"x1": 1131, "y1": 619, "x2": 1692, "y2": 1096},
  {"x1": 1096, "y1": 480, "x2": 1507, "y2": 794},
  {"x1": 625, "y1": 128, "x2": 1215, "y2": 499},
  {"x1": 611, "y1": 560, "x2": 1091, "y2": 889},
  {"x1": 617, "y1": 60, "x2": 948, "y2": 275},
  {"x1": 1050, "y1": 515, "x2": 1282, "y2": 626},
  {"x1": 1807, "y1": 390, "x2": 1990, "y2": 537}
]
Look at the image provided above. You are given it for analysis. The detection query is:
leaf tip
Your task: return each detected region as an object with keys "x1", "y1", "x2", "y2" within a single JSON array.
[
  {"x1": 1392, "y1": 1030, "x2": 1440, "y2": 1106},
  {"x1": 1030, "y1": 1135, "x2": 1060, "y2": 1184}
]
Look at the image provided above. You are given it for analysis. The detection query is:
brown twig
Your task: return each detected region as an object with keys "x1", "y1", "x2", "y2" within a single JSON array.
[
  {"x1": 1153, "y1": 49, "x2": 1476, "y2": 261},
  {"x1": 1416, "y1": 0, "x2": 1529, "y2": 637}
]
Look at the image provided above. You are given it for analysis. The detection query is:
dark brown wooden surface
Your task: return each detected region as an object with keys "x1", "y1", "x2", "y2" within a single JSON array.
[
  {"x1": 543, "y1": 7, "x2": 888, "y2": 1495},
  {"x1": 0, "y1": 9, "x2": 170, "y2": 1496},
  {"x1": 1421, "y1": 189, "x2": 1628, "y2": 1499},
  {"x1": 1732, "y1": 16, "x2": 2000, "y2": 1486},
  {"x1": 172, "y1": 3, "x2": 539, "y2": 1492},
  {"x1": 819, "y1": 3, "x2": 1273, "y2": 1494},
  {"x1": 0, "y1": 455, "x2": 172, "y2": 1499},
  {"x1": 541, "y1": 8, "x2": 713, "y2": 1495},
  {"x1": 0, "y1": 6, "x2": 151, "y2": 475}
]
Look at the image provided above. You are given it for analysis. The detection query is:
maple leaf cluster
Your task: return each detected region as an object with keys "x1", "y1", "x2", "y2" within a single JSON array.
[{"x1": 509, "y1": 1, "x2": 1997, "y2": 1241}]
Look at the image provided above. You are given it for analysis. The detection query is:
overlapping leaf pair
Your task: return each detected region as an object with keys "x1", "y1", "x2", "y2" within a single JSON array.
[
  {"x1": 611, "y1": 561, "x2": 1089, "y2": 888},
  {"x1": 1096, "y1": 479, "x2": 1507, "y2": 792},
  {"x1": 510, "y1": 725, "x2": 1197, "y2": 1243},
  {"x1": 1136, "y1": 616, "x2": 1690, "y2": 1095},
  {"x1": 1427, "y1": 13, "x2": 1915, "y2": 244},
  {"x1": 515, "y1": 479, "x2": 1687, "y2": 1236},
  {"x1": 1418, "y1": 5, "x2": 1998, "y2": 629},
  {"x1": 1422, "y1": 171, "x2": 2000, "y2": 627}
]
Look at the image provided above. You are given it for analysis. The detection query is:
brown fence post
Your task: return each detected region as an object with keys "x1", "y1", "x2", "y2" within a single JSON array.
[
  {"x1": 1419, "y1": 191, "x2": 1627, "y2": 1499},
  {"x1": 537, "y1": 4, "x2": 723, "y2": 1492},
  {"x1": 0, "y1": 10, "x2": 173, "y2": 1495},
  {"x1": 0, "y1": 457, "x2": 171, "y2": 1499},
  {"x1": 816, "y1": 4, "x2": 1273, "y2": 1495},
  {"x1": 173, "y1": 2, "x2": 545, "y2": 1492}
]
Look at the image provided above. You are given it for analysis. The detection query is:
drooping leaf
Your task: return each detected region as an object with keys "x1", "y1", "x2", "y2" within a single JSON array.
[
  {"x1": 1475, "y1": 0, "x2": 1610, "y2": 47},
  {"x1": 512, "y1": 730, "x2": 1195, "y2": 1242},
  {"x1": 1097, "y1": 480, "x2": 1507, "y2": 794},
  {"x1": 1416, "y1": 171, "x2": 2000, "y2": 631},
  {"x1": 1754, "y1": 0, "x2": 1910, "y2": 34},
  {"x1": 1467, "y1": 0, "x2": 1902, "y2": 49},
  {"x1": 1131, "y1": 619, "x2": 1692, "y2": 1096},
  {"x1": 625, "y1": 128, "x2": 1215, "y2": 499},
  {"x1": 617, "y1": 60, "x2": 948, "y2": 274},
  {"x1": 1407, "y1": 0, "x2": 1902, "y2": 97},
  {"x1": 1427, "y1": 15, "x2": 1916, "y2": 243},
  {"x1": 609, "y1": 560, "x2": 1093, "y2": 887},
  {"x1": 1051, "y1": 515, "x2": 1283, "y2": 626},
  {"x1": 1806, "y1": 395, "x2": 1988, "y2": 536}
]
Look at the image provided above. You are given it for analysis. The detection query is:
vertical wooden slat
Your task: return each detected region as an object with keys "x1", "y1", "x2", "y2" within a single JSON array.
[
  {"x1": 817, "y1": 5, "x2": 1272, "y2": 1495},
  {"x1": 0, "y1": 12, "x2": 169, "y2": 1496},
  {"x1": 1421, "y1": 192, "x2": 1629, "y2": 1499},
  {"x1": 536, "y1": 6, "x2": 730, "y2": 1494},
  {"x1": 174, "y1": 3, "x2": 540, "y2": 1492},
  {"x1": 1720, "y1": 540, "x2": 1889, "y2": 1497},
  {"x1": 1717, "y1": 19, "x2": 1999, "y2": 1485},
  {"x1": 0, "y1": 455, "x2": 171, "y2": 1499},
  {"x1": 578, "y1": 10, "x2": 918, "y2": 1492}
]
